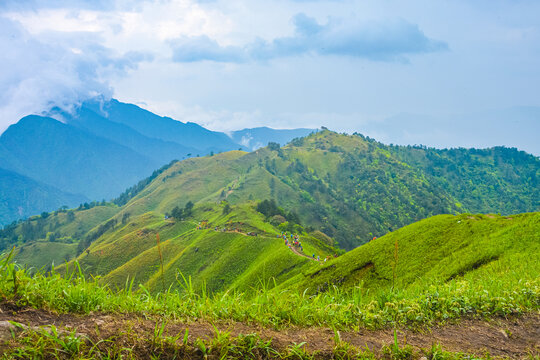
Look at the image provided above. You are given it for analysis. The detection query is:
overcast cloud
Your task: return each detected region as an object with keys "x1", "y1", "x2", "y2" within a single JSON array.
[
  {"x1": 170, "y1": 14, "x2": 447, "y2": 62},
  {"x1": 0, "y1": 0, "x2": 539, "y2": 153}
]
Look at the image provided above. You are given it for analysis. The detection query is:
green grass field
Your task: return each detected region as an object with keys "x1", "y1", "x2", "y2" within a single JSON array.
[
  {"x1": 2, "y1": 212, "x2": 537, "y2": 330},
  {"x1": 47, "y1": 202, "x2": 334, "y2": 294}
]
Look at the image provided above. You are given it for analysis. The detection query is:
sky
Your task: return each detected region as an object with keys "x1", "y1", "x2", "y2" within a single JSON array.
[{"x1": 1, "y1": 0, "x2": 539, "y2": 153}]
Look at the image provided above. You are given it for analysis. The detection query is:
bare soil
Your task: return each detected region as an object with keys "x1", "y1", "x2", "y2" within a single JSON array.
[{"x1": 0, "y1": 302, "x2": 538, "y2": 359}]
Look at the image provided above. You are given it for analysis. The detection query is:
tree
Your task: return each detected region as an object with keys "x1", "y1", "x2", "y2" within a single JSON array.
[
  {"x1": 66, "y1": 211, "x2": 75, "y2": 222},
  {"x1": 267, "y1": 142, "x2": 280, "y2": 151},
  {"x1": 121, "y1": 212, "x2": 131, "y2": 224},
  {"x1": 222, "y1": 203, "x2": 231, "y2": 215},
  {"x1": 184, "y1": 201, "x2": 194, "y2": 217},
  {"x1": 171, "y1": 206, "x2": 183, "y2": 219}
]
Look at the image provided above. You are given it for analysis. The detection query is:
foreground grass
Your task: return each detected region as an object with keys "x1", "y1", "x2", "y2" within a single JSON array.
[
  {"x1": 1, "y1": 256, "x2": 538, "y2": 332},
  {"x1": 2, "y1": 322, "x2": 501, "y2": 360}
]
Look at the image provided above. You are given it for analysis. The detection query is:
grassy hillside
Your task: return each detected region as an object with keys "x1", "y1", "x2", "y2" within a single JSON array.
[
  {"x1": 1, "y1": 212, "x2": 537, "y2": 334},
  {"x1": 2, "y1": 130, "x2": 537, "y2": 294},
  {"x1": 0, "y1": 205, "x2": 119, "y2": 256},
  {"x1": 53, "y1": 202, "x2": 334, "y2": 294},
  {"x1": 287, "y1": 212, "x2": 540, "y2": 296},
  {"x1": 114, "y1": 130, "x2": 538, "y2": 249}
]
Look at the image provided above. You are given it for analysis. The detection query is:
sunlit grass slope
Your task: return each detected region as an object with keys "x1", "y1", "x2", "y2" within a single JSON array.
[
  {"x1": 288, "y1": 212, "x2": 540, "y2": 296},
  {"x1": 56, "y1": 202, "x2": 334, "y2": 293},
  {"x1": 4, "y1": 130, "x2": 538, "y2": 255},
  {"x1": 14, "y1": 242, "x2": 78, "y2": 270},
  {"x1": 114, "y1": 130, "x2": 538, "y2": 250},
  {"x1": 1, "y1": 212, "x2": 537, "y2": 332}
]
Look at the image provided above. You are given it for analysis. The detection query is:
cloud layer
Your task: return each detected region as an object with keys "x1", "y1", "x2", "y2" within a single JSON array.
[
  {"x1": 171, "y1": 13, "x2": 447, "y2": 63},
  {"x1": 0, "y1": 16, "x2": 151, "y2": 130}
]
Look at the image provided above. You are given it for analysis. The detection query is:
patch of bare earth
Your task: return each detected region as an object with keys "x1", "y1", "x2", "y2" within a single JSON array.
[{"x1": 0, "y1": 302, "x2": 538, "y2": 358}]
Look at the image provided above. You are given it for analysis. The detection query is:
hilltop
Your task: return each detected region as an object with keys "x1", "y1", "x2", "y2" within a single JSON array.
[{"x1": 95, "y1": 130, "x2": 537, "y2": 250}]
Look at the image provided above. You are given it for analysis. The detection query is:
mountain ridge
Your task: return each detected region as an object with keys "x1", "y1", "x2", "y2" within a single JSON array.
[{"x1": 0, "y1": 99, "x2": 317, "y2": 225}]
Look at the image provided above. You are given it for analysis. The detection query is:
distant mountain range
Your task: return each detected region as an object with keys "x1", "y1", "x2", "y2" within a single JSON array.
[
  {"x1": 0, "y1": 167, "x2": 86, "y2": 225},
  {"x1": 0, "y1": 99, "x2": 315, "y2": 225}
]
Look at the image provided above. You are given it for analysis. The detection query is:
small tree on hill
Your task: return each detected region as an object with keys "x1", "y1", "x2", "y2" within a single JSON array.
[
  {"x1": 171, "y1": 206, "x2": 183, "y2": 220},
  {"x1": 184, "y1": 201, "x2": 194, "y2": 217}
]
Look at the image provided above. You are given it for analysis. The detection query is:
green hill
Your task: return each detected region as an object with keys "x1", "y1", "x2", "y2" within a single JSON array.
[
  {"x1": 111, "y1": 130, "x2": 539, "y2": 250},
  {"x1": 2, "y1": 130, "x2": 538, "y2": 294},
  {"x1": 286, "y1": 212, "x2": 540, "y2": 296},
  {"x1": 49, "y1": 202, "x2": 334, "y2": 294},
  {"x1": 0, "y1": 167, "x2": 86, "y2": 225},
  {"x1": 1, "y1": 211, "x2": 537, "y2": 334}
]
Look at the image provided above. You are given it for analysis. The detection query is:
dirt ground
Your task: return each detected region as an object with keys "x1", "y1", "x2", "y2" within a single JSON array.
[{"x1": 0, "y1": 301, "x2": 538, "y2": 359}]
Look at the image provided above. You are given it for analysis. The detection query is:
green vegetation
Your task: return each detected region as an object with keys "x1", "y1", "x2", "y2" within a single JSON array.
[
  {"x1": 1, "y1": 213, "x2": 537, "y2": 330},
  {"x1": 0, "y1": 211, "x2": 538, "y2": 358},
  {"x1": 289, "y1": 212, "x2": 540, "y2": 295},
  {"x1": 2, "y1": 130, "x2": 537, "y2": 257},
  {"x1": 1, "y1": 322, "x2": 501, "y2": 360}
]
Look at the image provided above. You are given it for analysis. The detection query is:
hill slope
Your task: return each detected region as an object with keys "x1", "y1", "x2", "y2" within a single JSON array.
[
  {"x1": 0, "y1": 115, "x2": 157, "y2": 200},
  {"x1": 115, "y1": 130, "x2": 539, "y2": 249},
  {"x1": 287, "y1": 212, "x2": 540, "y2": 295},
  {"x1": 0, "y1": 167, "x2": 86, "y2": 225},
  {"x1": 3, "y1": 130, "x2": 538, "y2": 294}
]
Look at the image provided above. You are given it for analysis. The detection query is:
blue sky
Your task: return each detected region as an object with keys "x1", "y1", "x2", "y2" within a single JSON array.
[{"x1": 1, "y1": 0, "x2": 539, "y2": 153}]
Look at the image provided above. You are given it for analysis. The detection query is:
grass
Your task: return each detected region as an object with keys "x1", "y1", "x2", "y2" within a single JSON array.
[
  {"x1": 1, "y1": 255, "x2": 537, "y2": 332},
  {"x1": 0, "y1": 212, "x2": 538, "y2": 358},
  {"x1": 288, "y1": 212, "x2": 540, "y2": 296},
  {"x1": 1, "y1": 213, "x2": 537, "y2": 331},
  {"x1": 44, "y1": 202, "x2": 334, "y2": 294},
  {"x1": 1, "y1": 318, "x2": 516, "y2": 360}
]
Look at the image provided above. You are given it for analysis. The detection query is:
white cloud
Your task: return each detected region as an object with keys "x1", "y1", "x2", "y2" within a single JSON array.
[
  {"x1": 0, "y1": 16, "x2": 151, "y2": 131},
  {"x1": 0, "y1": 0, "x2": 539, "y2": 156}
]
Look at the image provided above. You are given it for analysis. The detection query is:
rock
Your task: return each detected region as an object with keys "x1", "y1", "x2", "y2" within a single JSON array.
[{"x1": 0, "y1": 320, "x2": 25, "y2": 342}]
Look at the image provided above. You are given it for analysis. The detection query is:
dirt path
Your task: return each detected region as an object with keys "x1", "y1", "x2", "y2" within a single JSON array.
[
  {"x1": 0, "y1": 303, "x2": 538, "y2": 359},
  {"x1": 288, "y1": 244, "x2": 318, "y2": 261}
]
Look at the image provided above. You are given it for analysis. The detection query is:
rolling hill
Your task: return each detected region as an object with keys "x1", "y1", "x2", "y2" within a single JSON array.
[
  {"x1": 286, "y1": 212, "x2": 540, "y2": 295},
  {"x1": 0, "y1": 167, "x2": 86, "y2": 226},
  {"x1": 0, "y1": 98, "x2": 318, "y2": 225},
  {"x1": 3, "y1": 130, "x2": 538, "y2": 294},
  {"x1": 112, "y1": 130, "x2": 538, "y2": 249}
]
